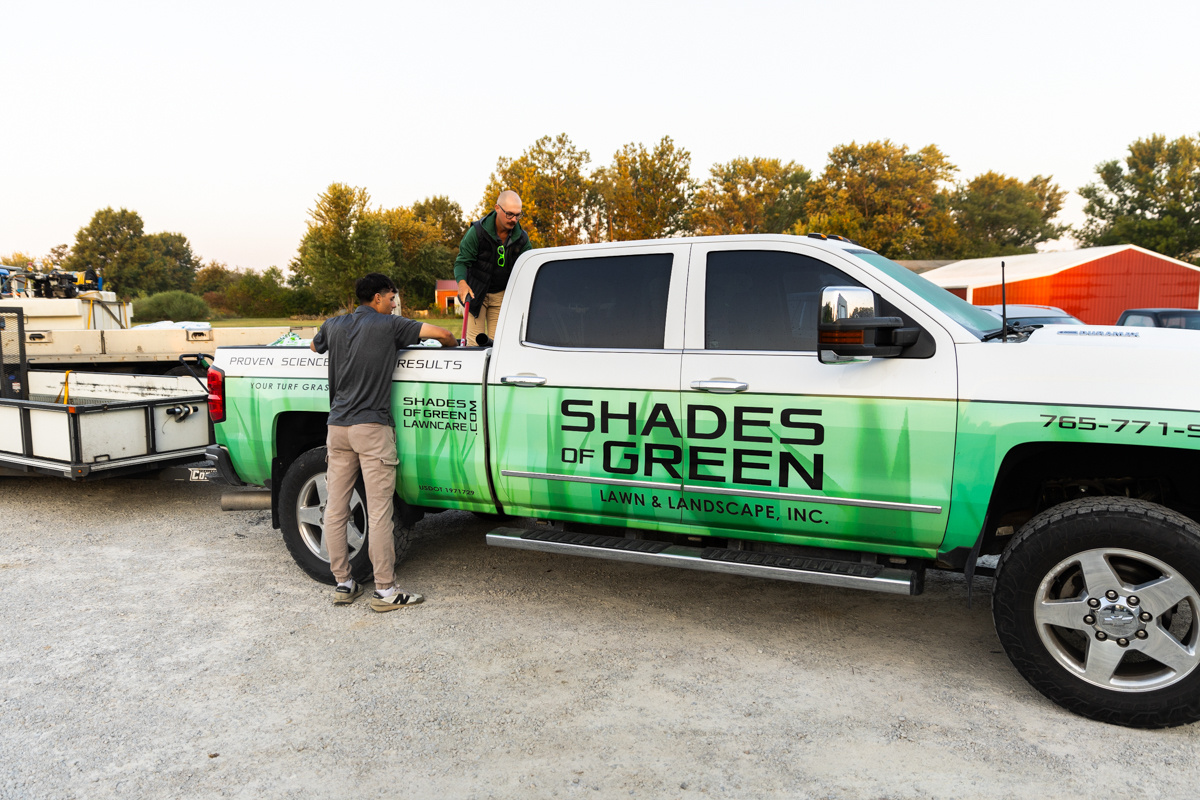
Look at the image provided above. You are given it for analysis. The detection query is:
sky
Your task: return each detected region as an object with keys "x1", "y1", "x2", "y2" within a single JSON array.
[{"x1": 2, "y1": 0, "x2": 1198, "y2": 272}]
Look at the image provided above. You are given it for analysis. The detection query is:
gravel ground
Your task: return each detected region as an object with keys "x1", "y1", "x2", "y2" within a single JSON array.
[{"x1": 2, "y1": 476, "x2": 1199, "y2": 800}]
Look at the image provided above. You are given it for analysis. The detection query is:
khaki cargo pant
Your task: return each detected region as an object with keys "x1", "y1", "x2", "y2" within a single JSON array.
[
  {"x1": 465, "y1": 290, "x2": 504, "y2": 346},
  {"x1": 324, "y1": 423, "x2": 399, "y2": 588}
]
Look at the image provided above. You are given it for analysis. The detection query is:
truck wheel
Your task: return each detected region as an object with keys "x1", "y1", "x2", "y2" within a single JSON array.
[
  {"x1": 278, "y1": 447, "x2": 413, "y2": 586},
  {"x1": 993, "y1": 497, "x2": 1200, "y2": 728}
]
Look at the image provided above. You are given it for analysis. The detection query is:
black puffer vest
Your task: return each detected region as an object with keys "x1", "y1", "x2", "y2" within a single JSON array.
[{"x1": 466, "y1": 213, "x2": 530, "y2": 317}]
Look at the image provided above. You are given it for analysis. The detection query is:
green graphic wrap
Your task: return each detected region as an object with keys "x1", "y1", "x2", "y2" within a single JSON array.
[
  {"x1": 217, "y1": 375, "x2": 495, "y2": 510},
  {"x1": 941, "y1": 400, "x2": 1200, "y2": 554},
  {"x1": 395, "y1": 380, "x2": 493, "y2": 512},
  {"x1": 216, "y1": 369, "x2": 1200, "y2": 562},
  {"x1": 490, "y1": 385, "x2": 955, "y2": 556},
  {"x1": 218, "y1": 376, "x2": 331, "y2": 486}
]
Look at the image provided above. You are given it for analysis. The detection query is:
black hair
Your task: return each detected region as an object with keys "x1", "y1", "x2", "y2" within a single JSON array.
[{"x1": 355, "y1": 273, "x2": 397, "y2": 303}]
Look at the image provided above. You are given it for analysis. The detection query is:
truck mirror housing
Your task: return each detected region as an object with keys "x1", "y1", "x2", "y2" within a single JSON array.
[{"x1": 817, "y1": 286, "x2": 909, "y2": 364}]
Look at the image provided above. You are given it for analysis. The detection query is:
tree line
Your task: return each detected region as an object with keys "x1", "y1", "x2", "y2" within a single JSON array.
[
  {"x1": 5, "y1": 132, "x2": 1197, "y2": 317},
  {"x1": 472, "y1": 132, "x2": 1199, "y2": 264}
]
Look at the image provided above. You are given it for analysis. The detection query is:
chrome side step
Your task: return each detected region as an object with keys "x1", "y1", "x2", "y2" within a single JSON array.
[{"x1": 485, "y1": 528, "x2": 922, "y2": 595}]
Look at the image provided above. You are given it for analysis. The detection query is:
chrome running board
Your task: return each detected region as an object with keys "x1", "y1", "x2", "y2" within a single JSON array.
[{"x1": 485, "y1": 528, "x2": 922, "y2": 595}]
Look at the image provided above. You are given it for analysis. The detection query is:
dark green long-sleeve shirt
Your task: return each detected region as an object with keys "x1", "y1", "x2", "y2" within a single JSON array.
[{"x1": 452, "y1": 212, "x2": 529, "y2": 291}]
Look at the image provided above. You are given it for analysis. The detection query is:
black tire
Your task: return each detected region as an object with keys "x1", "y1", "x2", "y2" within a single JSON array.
[
  {"x1": 994, "y1": 497, "x2": 1200, "y2": 728},
  {"x1": 278, "y1": 446, "x2": 417, "y2": 585}
]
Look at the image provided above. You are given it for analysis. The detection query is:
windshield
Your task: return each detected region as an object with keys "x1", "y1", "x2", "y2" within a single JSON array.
[
  {"x1": 845, "y1": 250, "x2": 1002, "y2": 338},
  {"x1": 1161, "y1": 312, "x2": 1200, "y2": 330}
]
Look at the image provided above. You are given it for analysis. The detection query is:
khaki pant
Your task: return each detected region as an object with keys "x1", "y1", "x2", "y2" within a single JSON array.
[
  {"x1": 324, "y1": 423, "x2": 399, "y2": 587},
  {"x1": 465, "y1": 290, "x2": 505, "y2": 346}
]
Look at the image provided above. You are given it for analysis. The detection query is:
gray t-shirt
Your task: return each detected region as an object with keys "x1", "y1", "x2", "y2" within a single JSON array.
[{"x1": 312, "y1": 306, "x2": 423, "y2": 427}]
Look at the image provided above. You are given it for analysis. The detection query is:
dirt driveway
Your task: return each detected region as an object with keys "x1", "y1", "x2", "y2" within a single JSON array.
[{"x1": 2, "y1": 476, "x2": 1198, "y2": 799}]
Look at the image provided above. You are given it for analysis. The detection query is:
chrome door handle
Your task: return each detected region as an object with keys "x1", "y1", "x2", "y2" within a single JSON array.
[
  {"x1": 500, "y1": 375, "x2": 547, "y2": 387},
  {"x1": 690, "y1": 380, "x2": 748, "y2": 393}
]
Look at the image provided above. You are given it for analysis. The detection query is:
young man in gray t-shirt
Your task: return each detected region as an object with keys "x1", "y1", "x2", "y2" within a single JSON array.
[{"x1": 310, "y1": 273, "x2": 457, "y2": 611}]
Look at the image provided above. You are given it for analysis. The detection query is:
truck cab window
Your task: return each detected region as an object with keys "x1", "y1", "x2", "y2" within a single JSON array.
[
  {"x1": 525, "y1": 254, "x2": 672, "y2": 349},
  {"x1": 704, "y1": 250, "x2": 862, "y2": 351}
]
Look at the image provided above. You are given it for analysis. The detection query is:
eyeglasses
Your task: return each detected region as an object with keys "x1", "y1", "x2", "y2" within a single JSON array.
[
  {"x1": 498, "y1": 207, "x2": 522, "y2": 220},
  {"x1": 497, "y1": 244, "x2": 505, "y2": 268}
]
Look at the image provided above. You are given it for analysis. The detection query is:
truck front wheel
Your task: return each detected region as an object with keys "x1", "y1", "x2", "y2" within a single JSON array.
[
  {"x1": 993, "y1": 497, "x2": 1200, "y2": 728},
  {"x1": 278, "y1": 446, "x2": 413, "y2": 585}
]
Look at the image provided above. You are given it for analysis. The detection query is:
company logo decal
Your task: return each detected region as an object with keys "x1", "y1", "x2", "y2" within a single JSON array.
[{"x1": 1056, "y1": 330, "x2": 1139, "y2": 338}]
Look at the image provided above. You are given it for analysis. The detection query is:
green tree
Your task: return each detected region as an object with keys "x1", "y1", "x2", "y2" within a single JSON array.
[
  {"x1": 1, "y1": 252, "x2": 38, "y2": 268},
  {"x1": 952, "y1": 172, "x2": 1067, "y2": 257},
  {"x1": 588, "y1": 136, "x2": 695, "y2": 241},
  {"x1": 478, "y1": 133, "x2": 591, "y2": 248},
  {"x1": 803, "y1": 140, "x2": 958, "y2": 259},
  {"x1": 405, "y1": 241, "x2": 455, "y2": 313},
  {"x1": 1078, "y1": 133, "x2": 1200, "y2": 262},
  {"x1": 690, "y1": 157, "x2": 810, "y2": 236},
  {"x1": 61, "y1": 208, "x2": 199, "y2": 295},
  {"x1": 371, "y1": 206, "x2": 452, "y2": 310},
  {"x1": 194, "y1": 260, "x2": 238, "y2": 295},
  {"x1": 44, "y1": 244, "x2": 70, "y2": 270},
  {"x1": 62, "y1": 207, "x2": 151, "y2": 295},
  {"x1": 412, "y1": 195, "x2": 467, "y2": 249},
  {"x1": 143, "y1": 231, "x2": 201, "y2": 293},
  {"x1": 195, "y1": 261, "x2": 241, "y2": 314},
  {"x1": 293, "y1": 183, "x2": 392, "y2": 311},
  {"x1": 224, "y1": 267, "x2": 291, "y2": 317}
]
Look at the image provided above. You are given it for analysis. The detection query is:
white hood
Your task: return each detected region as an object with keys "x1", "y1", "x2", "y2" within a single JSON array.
[{"x1": 956, "y1": 325, "x2": 1200, "y2": 412}]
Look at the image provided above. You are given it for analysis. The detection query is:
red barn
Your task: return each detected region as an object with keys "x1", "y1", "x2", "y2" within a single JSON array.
[
  {"x1": 434, "y1": 279, "x2": 463, "y2": 316},
  {"x1": 920, "y1": 245, "x2": 1200, "y2": 325}
]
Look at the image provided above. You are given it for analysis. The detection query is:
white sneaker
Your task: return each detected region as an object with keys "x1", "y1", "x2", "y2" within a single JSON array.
[{"x1": 369, "y1": 588, "x2": 424, "y2": 612}]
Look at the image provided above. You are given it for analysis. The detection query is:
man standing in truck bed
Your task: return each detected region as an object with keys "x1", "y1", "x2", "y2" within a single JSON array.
[
  {"x1": 309, "y1": 273, "x2": 458, "y2": 611},
  {"x1": 455, "y1": 190, "x2": 531, "y2": 345}
]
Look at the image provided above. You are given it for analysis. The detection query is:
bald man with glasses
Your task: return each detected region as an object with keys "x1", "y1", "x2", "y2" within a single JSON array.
[{"x1": 453, "y1": 190, "x2": 531, "y2": 345}]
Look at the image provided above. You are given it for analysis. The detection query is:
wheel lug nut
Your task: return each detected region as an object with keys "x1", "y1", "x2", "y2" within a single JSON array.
[
  {"x1": 1136, "y1": 630, "x2": 1148, "y2": 640},
  {"x1": 1128, "y1": 595, "x2": 1139, "y2": 606},
  {"x1": 1096, "y1": 631, "x2": 1108, "y2": 641},
  {"x1": 1105, "y1": 590, "x2": 1119, "y2": 600},
  {"x1": 1140, "y1": 611, "x2": 1153, "y2": 622},
  {"x1": 1084, "y1": 614, "x2": 1096, "y2": 625},
  {"x1": 1088, "y1": 598, "x2": 1101, "y2": 608},
  {"x1": 1117, "y1": 638, "x2": 1129, "y2": 647}
]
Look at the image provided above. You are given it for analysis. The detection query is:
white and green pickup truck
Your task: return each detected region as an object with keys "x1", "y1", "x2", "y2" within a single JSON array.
[{"x1": 206, "y1": 234, "x2": 1200, "y2": 728}]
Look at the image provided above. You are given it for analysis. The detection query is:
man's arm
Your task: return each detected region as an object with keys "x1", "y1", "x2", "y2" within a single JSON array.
[
  {"x1": 419, "y1": 322, "x2": 459, "y2": 347},
  {"x1": 453, "y1": 226, "x2": 479, "y2": 304},
  {"x1": 310, "y1": 325, "x2": 328, "y2": 353}
]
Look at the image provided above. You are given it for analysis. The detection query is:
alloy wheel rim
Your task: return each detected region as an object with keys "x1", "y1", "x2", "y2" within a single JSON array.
[
  {"x1": 295, "y1": 473, "x2": 367, "y2": 562},
  {"x1": 1033, "y1": 547, "x2": 1199, "y2": 691}
]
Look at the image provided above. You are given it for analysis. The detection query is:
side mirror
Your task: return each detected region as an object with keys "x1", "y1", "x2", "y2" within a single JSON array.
[{"x1": 817, "y1": 286, "x2": 914, "y2": 364}]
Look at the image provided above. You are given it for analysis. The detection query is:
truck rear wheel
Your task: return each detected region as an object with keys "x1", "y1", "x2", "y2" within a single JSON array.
[
  {"x1": 993, "y1": 497, "x2": 1200, "y2": 728},
  {"x1": 278, "y1": 446, "x2": 414, "y2": 585}
]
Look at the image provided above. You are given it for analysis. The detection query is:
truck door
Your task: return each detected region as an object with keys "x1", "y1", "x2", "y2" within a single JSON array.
[
  {"x1": 677, "y1": 242, "x2": 957, "y2": 553},
  {"x1": 489, "y1": 244, "x2": 690, "y2": 527}
]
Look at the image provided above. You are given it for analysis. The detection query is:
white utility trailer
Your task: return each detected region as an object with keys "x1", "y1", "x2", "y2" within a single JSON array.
[
  {"x1": 0, "y1": 311, "x2": 211, "y2": 479},
  {"x1": 0, "y1": 369, "x2": 211, "y2": 479}
]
